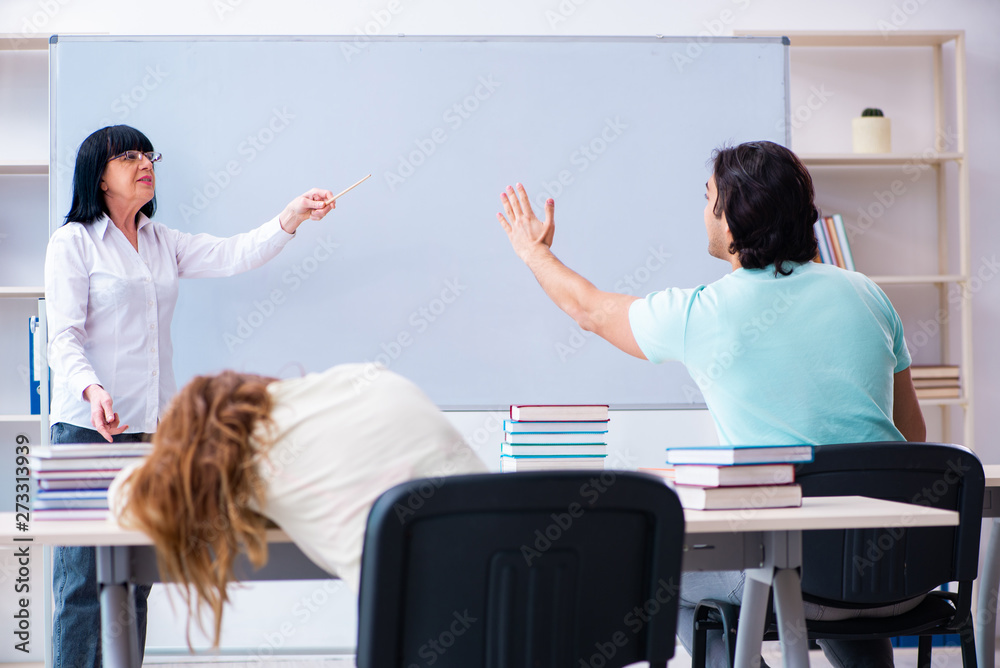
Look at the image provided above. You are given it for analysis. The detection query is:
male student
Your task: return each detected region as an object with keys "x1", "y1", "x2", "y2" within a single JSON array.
[{"x1": 497, "y1": 140, "x2": 925, "y2": 668}]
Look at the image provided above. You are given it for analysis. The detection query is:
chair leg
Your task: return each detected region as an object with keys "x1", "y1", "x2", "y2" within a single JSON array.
[
  {"x1": 693, "y1": 600, "x2": 741, "y2": 668},
  {"x1": 917, "y1": 635, "x2": 933, "y2": 668},
  {"x1": 959, "y1": 616, "x2": 979, "y2": 668},
  {"x1": 692, "y1": 604, "x2": 716, "y2": 668}
]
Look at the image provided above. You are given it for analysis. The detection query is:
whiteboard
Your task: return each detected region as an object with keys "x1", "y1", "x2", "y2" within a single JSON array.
[{"x1": 50, "y1": 36, "x2": 788, "y2": 408}]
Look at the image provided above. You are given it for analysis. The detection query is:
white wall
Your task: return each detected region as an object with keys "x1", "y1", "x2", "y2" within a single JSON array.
[{"x1": 1, "y1": 0, "x2": 998, "y2": 660}]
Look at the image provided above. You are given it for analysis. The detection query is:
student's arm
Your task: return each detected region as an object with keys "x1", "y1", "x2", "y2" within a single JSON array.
[
  {"x1": 498, "y1": 184, "x2": 646, "y2": 360},
  {"x1": 893, "y1": 366, "x2": 926, "y2": 442}
]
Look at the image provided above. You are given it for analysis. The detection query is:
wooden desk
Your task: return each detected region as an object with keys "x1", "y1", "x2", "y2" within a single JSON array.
[
  {"x1": 976, "y1": 465, "x2": 1000, "y2": 668},
  {"x1": 0, "y1": 496, "x2": 958, "y2": 668}
]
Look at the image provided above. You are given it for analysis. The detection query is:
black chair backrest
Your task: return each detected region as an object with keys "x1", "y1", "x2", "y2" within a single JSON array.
[
  {"x1": 796, "y1": 441, "x2": 984, "y2": 606},
  {"x1": 356, "y1": 470, "x2": 685, "y2": 668}
]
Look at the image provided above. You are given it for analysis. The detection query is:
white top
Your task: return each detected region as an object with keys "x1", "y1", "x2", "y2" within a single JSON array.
[
  {"x1": 110, "y1": 363, "x2": 488, "y2": 591},
  {"x1": 44, "y1": 214, "x2": 294, "y2": 433}
]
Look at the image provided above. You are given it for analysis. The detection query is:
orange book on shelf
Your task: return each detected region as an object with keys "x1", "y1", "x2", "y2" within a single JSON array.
[{"x1": 824, "y1": 216, "x2": 845, "y2": 268}]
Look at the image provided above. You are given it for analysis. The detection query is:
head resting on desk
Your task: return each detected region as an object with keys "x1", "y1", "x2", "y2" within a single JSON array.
[
  {"x1": 119, "y1": 369, "x2": 276, "y2": 647},
  {"x1": 710, "y1": 140, "x2": 819, "y2": 276}
]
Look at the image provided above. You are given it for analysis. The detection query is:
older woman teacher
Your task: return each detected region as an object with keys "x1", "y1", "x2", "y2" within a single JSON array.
[{"x1": 43, "y1": 124, "x2": 336, "y2": 667}]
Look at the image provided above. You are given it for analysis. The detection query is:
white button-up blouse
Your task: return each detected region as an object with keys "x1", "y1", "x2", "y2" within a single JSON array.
[{"x1": 44, "y1": 213, "x2": 294, "y2": 433}]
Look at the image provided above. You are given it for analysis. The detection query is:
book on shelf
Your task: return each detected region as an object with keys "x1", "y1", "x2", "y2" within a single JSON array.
[
  {"x1": 813, "y1": 219, "x2": 832, "y2": 265},
  {"x1": 32, "y1": 469, "x2": 124, "y2": 481},
  {"x1": 37, "y1": 477, "x2": 116, "y2": 491},
  {"x1": 34, "y1": 497, "x2": 109, "y2": 511},
  {"x1": 914, "y1": 387, "x2": 961, "y2": 399},
  {"x1": 812, "y1": 214, "x2": 855, "y2": 271},
  {"x1": 500, "y1": 443, "x2": 608, "y2": 457},
  {"x1": 673, "y1": 483, "x2": 803, "y2": 511},
  {"x1": 909, "y1": 365, "x2": 960, "y2": 380},
  {"x1": 32, "y1": 509, "x2": 110, "y2": 522},
  {"x1": 504, "y1": 419, "x2": 609, "y2": 433},
  {"x1": 912, "y1": 379, "x2": 961, "y2": 389},
  {"x1": 673, "y1": 463, "x2": 795, "y2": 488},
  {"x1": 504, "y1": 431, "x2": 607, "y2": 445},
  {"x1": 510, "y1": 405, "x2": 609, "y2": 422},
  {"x1": 28, "y1": 455, "x2": 148, "y2": 473},
  {"x1": 824, "y1": 216, "x2": 845, "y2": 268},
  {"x1": 500, "y1": 455, "x2": 606, "y2": 472},
  {"x1": 666, "y1": 444, "x2": 814, "y2": 466},
  {"x1": 832, "y1": 214, "x2": 854, "y2": 271},
  {"x1": 28, "y1": 316, "x2": 40, "y2": 414},
  {"x1": 29, "y1": 444, "x2": 153, "y2": 459}
]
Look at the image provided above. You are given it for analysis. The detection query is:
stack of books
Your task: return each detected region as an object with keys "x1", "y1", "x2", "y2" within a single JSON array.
[
  {"x1": 911, "y1": 365, "x2": 961, "y2": 400},
  {"x1": 813, "y1": 214, "x2": 855, "y2": 271},
  {"x1": 663, "y1": 444, "x2": 814, "y2": 510},
  {"x1": 29, "y1": 444, "x2": 153, "y2": 521},
  {"x1": 500, "y1": 404, "x2": 609, "y2": 472}
]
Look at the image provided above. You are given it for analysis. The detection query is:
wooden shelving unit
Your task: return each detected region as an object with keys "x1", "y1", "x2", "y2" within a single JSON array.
[{"x1": 735, "y1": 30, "x2": 972, "y2": 446}]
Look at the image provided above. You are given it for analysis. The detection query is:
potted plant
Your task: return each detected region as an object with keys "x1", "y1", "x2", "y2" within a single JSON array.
[{"x1": 852, "y1": 107, "x2": 891, "y2": 153}]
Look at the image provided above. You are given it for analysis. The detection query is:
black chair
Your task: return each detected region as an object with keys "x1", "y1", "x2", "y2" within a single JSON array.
[
  {"x1": 356, "y1": 470, "x2": 685, "y2": 668},
  {"x1": 692, "y1": 441, "x2": 985, "y2": 668}
]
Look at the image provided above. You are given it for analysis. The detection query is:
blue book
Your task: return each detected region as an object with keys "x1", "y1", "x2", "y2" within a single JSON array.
[
  {"x1": 28, "y1": 316, "x2": 40, "y2": 414},
  {"x1": 666, "y1": 444, "x2": 814, "y2": 466}
]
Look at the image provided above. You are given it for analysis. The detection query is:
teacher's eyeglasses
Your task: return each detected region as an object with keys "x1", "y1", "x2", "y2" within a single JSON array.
[{"x1": 108, "y1": 150, "x2": 162, "y2": 164}]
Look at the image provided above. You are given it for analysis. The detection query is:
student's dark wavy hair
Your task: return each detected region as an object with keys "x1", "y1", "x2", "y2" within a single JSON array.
[
  {"x1": 64, "y1": 125, "x2": 157, "y2": 225},
  {"x1": 711, "y1": 141, "x2": 818, "y2": 276}
]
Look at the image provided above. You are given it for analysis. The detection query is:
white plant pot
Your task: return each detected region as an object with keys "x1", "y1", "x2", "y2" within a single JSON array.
[{"x1": 852, "y1": 116, "x2": 892, "y2": 153}]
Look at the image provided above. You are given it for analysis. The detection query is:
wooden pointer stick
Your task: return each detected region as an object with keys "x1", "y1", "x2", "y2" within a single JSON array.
[{"x1": 323, "y1": 174, "x2": 372, "y2": 206}]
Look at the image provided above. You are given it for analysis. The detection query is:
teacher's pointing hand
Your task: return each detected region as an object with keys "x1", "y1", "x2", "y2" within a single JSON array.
[{"x1": 279, "y1": 188, "x2": 337, "y2": 233}]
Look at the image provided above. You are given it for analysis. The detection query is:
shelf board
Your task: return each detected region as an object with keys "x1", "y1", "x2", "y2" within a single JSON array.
[
  {"x1": 801, "y1": 153, "x2": 963, "y2": 166},
  {"x1": 0, "y1": 35, "x2": 49, "y2": 51},
  {"x1": 0, "y1": 162, "x2": 48, "y2": 175},
  {"x1": 916, "y1": 398, "x2": 966, "y2": 407},
  {"x1": 0, "y1": 415, "x2": 41, "y2": 422},
  {"x1": 867, "y1": 275, "x2": 964, "y2": 285},
  {"x1": 0, "y1": 287, "x2": 44, "y2": 298},
  {"x1": 733, "y1": 30, "x2": 963, "y2": 48}
]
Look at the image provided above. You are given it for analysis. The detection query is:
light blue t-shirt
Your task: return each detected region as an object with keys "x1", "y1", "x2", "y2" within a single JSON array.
[{"x1": 629, "y1": 261, "x2": 911, "y2": 446}]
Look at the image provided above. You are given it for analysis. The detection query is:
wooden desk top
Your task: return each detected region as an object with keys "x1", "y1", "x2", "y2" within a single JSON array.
[
  {"x1": 0, "y1": 496, "x2": 957, "y2": 546},
  {"x1": 984, "y1": 464, "x2": 1000, "y2": 489}
]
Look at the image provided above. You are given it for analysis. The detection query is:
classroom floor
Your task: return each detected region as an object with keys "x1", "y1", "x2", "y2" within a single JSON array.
[{"x1": 0, "y1": 645, "x2": 972, "y2": 667}]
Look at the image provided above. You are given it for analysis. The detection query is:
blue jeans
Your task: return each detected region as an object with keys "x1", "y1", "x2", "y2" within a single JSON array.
[
  {"x1": 678, "y1": 570, "x2": 896, "y2": 668},
  {"x1": 50, "y1": 422, "x2": 153, "y2": 668}
]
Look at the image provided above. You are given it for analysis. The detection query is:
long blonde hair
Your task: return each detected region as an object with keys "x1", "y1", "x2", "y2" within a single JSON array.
[{"x1": 119, "y1": 370, "x2": 275, "y2": 646}]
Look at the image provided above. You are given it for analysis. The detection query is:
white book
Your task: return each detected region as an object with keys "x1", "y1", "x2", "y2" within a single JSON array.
[
  {"x1": 673, "y1": 484, "x2": 803, "y2": 510},
  {"x1": 673, "y1": 464, "x2": 794, "y2": 488},
  {"x1": 510, "y1": 405, "x2": 609, "y2": 421},
  {"x1": 29, "y1": 444, "x2": 153, "y2": 459},
  {"x1": 32, "y1": 509, "x2": 110, "y2": 521},
  {"x1": 500, "y1": 456, "x2": 606, "y2": 472},
  {"x1": 666, "y1": 445, "x2": 813, "y2": 466}
]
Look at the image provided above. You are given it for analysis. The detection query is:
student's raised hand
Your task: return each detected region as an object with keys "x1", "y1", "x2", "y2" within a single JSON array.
[
  {"x1": 497, "y1": 183, "x2": 555, "y2": 263},
  {"x1": 278, "y1": 188, "x2": 337, "y2": 233},
  {"x1": 83, "y1": 384, "x2": 129, "y2": 443}
]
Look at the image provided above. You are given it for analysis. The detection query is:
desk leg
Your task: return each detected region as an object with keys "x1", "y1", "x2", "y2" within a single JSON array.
[
  {"x1": 96, "y1": 546, "x2": 139, "y2": 668},
  {"x1": 735, "y1": 569, "x2": 771, "y2": 668},
  {"x1": 977, "y1": 518, "x2": 1000, "y2": 668},
  {"x1": 771, "y1": 568, "x2": 809, "y2": 668}
]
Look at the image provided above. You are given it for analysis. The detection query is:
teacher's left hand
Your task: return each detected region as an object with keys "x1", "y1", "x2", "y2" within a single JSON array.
[{"x1": 279, "y1": 188, "x2": 336, "y2": 233}]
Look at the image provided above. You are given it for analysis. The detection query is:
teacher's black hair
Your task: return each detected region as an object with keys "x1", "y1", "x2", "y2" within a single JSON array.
[
  {"x1": 711, "y1": 141, "x2": 819, "y2": 276},
  {"x1": 64, "y1": 125, "x2": 157, "y2": 225}
]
